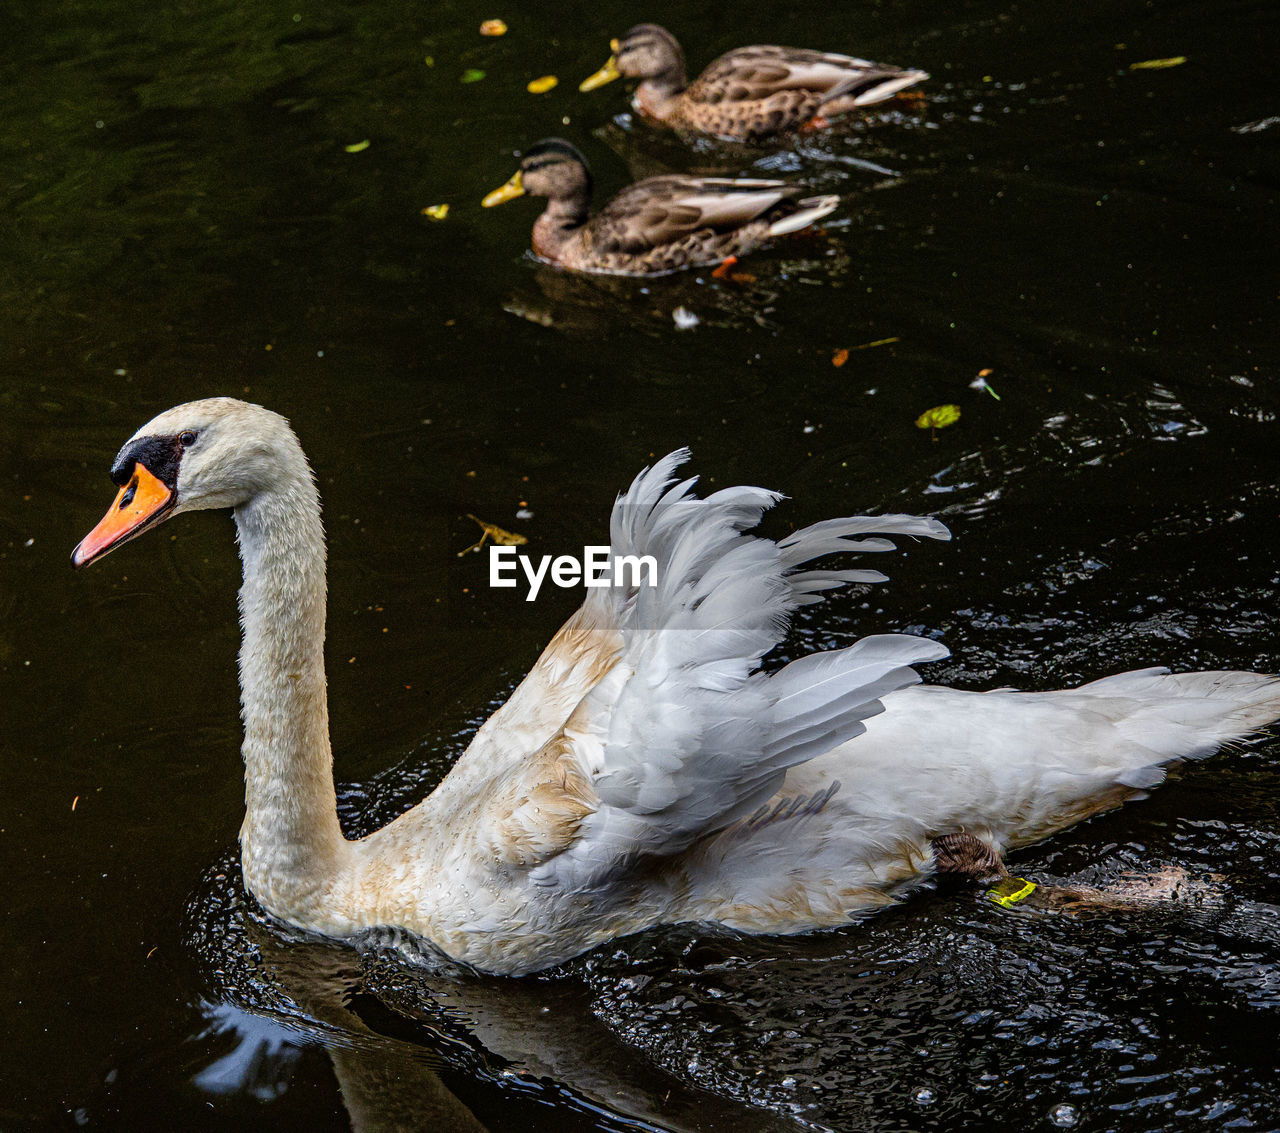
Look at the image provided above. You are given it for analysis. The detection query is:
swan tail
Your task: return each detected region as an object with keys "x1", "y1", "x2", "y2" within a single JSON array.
[
  {"x1": 1008, "y1": 668, "x2": 1280, "y2": 843},
  {"x1": 1068, "y1": 667, "x2": 1280, "y2": 779},
  {"x1": 848, "y1": 670, "x2": 1280, "y2": 859}
]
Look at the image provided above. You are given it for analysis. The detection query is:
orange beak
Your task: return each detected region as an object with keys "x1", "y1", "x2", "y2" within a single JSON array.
[{"x1": 72, "y1": 463, "x2": 175, "y2": 568}]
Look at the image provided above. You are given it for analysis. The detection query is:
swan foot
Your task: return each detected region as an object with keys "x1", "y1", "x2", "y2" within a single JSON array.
[
  {"x1": 1015, "y1": 865, "x2": 1215, "y2": 915},
  {"x1": 928, "y1": 845, "x2": 1216, "y2": 916}
]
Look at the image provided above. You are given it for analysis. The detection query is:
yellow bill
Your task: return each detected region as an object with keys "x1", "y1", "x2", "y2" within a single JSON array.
[
  {"x1": 482, "y1": 170, "x2": 525, "y2": 208},
  {"x1": 579, "y1": 53, "x2": 621, "y2": 92}
]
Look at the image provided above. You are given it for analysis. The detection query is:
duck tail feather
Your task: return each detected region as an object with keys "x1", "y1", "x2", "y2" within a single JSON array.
[
  {"x1": 769, "y1": 195, "x2": 840, "y2": 236},
  {"x1": 848, "y1": 69, "x2": 929, "y2": 107}
]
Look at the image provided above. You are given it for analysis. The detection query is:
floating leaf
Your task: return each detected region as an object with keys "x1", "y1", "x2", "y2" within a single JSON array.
[
  {"x1": 423, "y1": 55, "x2": 435, "y2": 67},
  {"x1": 526, "y1": 75, "x2": 558, "y2": 94},
  {"x1": 832, "y1": 348, "x2": 850, "y2": 367},
  {"x1": 344, "y1": 139, "x2": 371, "y2": 153},
  {"x1": 421, "y1": 203, "x2": 449, "y2": 220},
  {"x1": 915, "y1": 404, "x2": 961, "y2": 430},
  {"x1": 458, "y1": 514, "x2": 528, "y2": 557},
  {"x1": 479, "y1": 18, "x2": 507, "y2": 36},
  {"x1": 1130, "y1": 56, "x2": 1187, "y2": 70},
  {"x1": 460, "y1": 68, "x2": 487, "y2": 84}
]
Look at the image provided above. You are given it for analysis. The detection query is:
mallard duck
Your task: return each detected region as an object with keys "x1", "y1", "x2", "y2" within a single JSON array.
[
  {"x1": 481, "y1": 137, "x2": 837, "y2": 276},
  {"x1": 73, "y1": 399, "x2": 1280, "y2": 975},
  {"x1": 580, "y1": 23, "x2": 928, "y2": 142}
]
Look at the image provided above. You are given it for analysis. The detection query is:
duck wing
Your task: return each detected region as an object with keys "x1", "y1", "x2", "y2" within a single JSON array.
[
  {"x1": 688, "y1": 45, "x2": 925, "y2": 108},
  {"x1": 470, "y1": 452, "x2": 950, "y2": 890},
  {"x1": 588, "y1": 177, "x2": 800, "y2": 254}
]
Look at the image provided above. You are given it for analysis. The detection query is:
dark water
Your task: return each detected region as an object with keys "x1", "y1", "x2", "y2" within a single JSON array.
[{"x1": 3, "y1": 0, "x2": 1278, "y2": 1128}]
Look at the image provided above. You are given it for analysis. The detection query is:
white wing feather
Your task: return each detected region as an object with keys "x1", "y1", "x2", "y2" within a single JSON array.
[{"x1": 522, "y1": 451, "x2": 950, "y2": 889}]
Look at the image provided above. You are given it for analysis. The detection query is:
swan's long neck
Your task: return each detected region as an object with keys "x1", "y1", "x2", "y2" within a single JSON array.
[{"x1": 233, "y1": 465, "x2": 351, "y2": 925}]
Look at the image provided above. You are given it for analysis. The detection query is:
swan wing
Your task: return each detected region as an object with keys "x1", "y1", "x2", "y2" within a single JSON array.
[{"x1": 481, "y1": 452, "x2": 950, "y2": 890}]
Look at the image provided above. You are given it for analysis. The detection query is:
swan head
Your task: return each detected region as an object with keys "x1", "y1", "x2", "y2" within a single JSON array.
[{"x1": 72, "y1": 398, "x2": 303, "y2": 568}]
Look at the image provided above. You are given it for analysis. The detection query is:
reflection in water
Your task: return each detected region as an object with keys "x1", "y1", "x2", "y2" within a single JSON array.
[
  {"x1": 194, "y1": 1004, "x2": 304, "y2": 1102},
  {"x1": 501, "y1": 235, "x2": 851, "y2": 338},
  {"x1": 185, "y1": 871, "x2": 495, "y2": 1132},
  {"x1": 169, "y1": 806, "x2": 1280, "y2": 1132},
  {"x1": 180, "y1": 856, "x2": 790, "y2": 1132}
]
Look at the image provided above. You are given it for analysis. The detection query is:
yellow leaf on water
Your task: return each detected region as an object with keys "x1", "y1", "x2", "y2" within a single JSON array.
[
  {"x1": 457, "y1": 514, "x2": 528, "y2": 556},
  {"x1": 421, "y1": 203, "x2": 449, "y2": 220},
  {"x1": 1130, "y1": 56, "x2": 1187, "y2": 70},
  {"x1": 915, "y1": 404, "x2": 961, "y2": 430},
  {"x1": 526, "y1": 75, "x2": 558, "y2": 94},
  {"x1": 479, "y1": 19, "x2": 507, "y2": 36},
  {"x1": 344, "y1": 139, "x2": 371, "y2": 153}
]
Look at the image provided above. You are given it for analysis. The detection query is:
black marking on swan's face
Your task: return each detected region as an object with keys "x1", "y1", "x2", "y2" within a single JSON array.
[
  {"x1": 73, "y1": 429, "x2": 199, "y2": 568},
  {"x1": 110, "y1": 430, "x2": 199, "y2": 490}
]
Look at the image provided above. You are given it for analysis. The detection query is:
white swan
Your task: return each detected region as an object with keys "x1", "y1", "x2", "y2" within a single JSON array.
[{"x1": 73, "y1": 399, "x2": 1280, "y2": 975}]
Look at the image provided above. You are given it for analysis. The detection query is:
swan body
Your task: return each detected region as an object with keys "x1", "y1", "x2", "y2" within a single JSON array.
[
  {"x1": 580, "y1": 24, "x2": 929, "y2": 143},
  {"x1": 74, "y1": 400, "x2": 1280, "y2": 974},
  {"x1": 481, "y1": 138, "x2": 838, "y2": 276}
]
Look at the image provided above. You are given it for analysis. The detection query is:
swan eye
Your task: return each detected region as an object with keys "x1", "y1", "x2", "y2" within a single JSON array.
[{"x1": 179, "y1": 430, "x2": 197, "y2": 447}]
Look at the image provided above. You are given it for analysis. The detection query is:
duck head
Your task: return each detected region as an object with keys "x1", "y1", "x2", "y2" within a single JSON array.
[
  {"x1": 481, "y1": 139, "x2": 593, "y2": 209},
  {"x1": 580, "y1": 24, "x2": 686, "y2": 92}
]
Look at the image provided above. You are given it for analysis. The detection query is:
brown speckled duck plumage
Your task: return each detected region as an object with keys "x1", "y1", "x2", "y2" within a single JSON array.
[
  {"x1": 581, "y1": 24, "x2": 928, "y2": 143},
  {"x1": 482, "y1": 139, "x2": 838, "y2": 277}
]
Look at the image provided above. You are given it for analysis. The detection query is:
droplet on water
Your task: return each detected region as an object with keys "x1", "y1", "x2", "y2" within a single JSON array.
[
  {"x1": 913, "y1": 1085, "x2": 937, "y2": 1106},
  {"x1": 1049, "y1": 1102, "x2": 1078, "y2": 1127}
]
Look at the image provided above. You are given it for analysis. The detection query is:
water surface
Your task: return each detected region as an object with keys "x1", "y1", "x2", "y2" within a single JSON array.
[{"x1": 2, "y1": 0, "x2": 1278, "y2": 1128}]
